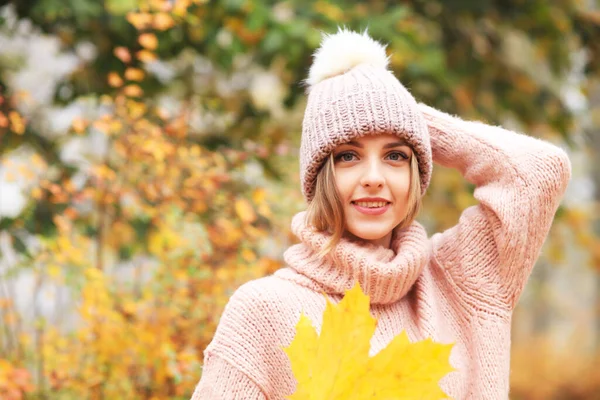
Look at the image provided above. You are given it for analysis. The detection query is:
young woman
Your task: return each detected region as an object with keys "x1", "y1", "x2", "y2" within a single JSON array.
[{"x1": 192, "y1": 28, "x2": 571, "y2": 399}]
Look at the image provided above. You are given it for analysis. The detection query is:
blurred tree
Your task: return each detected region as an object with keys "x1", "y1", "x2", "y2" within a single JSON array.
[
  {"x1": 0, "y1": 0, "x2": 599, "y2": 398},
  {"x1": 588, "y1": 79, "x2": 600, "y2": 346},
  {"x1": 2, "y1": 0, "x2": 599, "y2": 235}
]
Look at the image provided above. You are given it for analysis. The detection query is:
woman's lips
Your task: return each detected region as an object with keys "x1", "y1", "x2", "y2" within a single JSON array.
[{"x1": 351, "y1": 202, "x2": 391, "y2": 215}]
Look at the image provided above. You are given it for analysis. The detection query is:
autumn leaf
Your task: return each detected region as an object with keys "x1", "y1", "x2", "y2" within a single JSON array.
[
  {"x1": 8, "y1": 111, "x2": 25, "y2": 134},
  {"x1": 0, "y1": 112, "x2": 8, "y2": 128},
  {"x1": 138, "y1": 33, "x2": 159, "y2": 50},
  {"x1": 283, "y1": 282, "x2": 455, "y2": 400},
  {"x1": 113, "y1": 46, "x2": 132, "y2": 63},
  {"x1": 108, "y1": 72, "x2": 124, "y2": 87},
  {"x1": 123, "y1": 84, "x2": 144, "y2": 97},
  {"x1": 71, "y1": 117, "x2": 88, "y2": 134},
  {"x1": 136, "y1": 50, "x2": 157, "y2": 62},
  {"x1": 153, "y1": 13, "x2": 175, "y2": 30},
  {"x1": 125, "y1": 67, "x2": 145, "y2": 81},
  {"x1": 234, "y1": 198, "x2": 257, "y2": 223},
  {"x1": 126, "y1": 12, "x2": 153, "y2": 30}
]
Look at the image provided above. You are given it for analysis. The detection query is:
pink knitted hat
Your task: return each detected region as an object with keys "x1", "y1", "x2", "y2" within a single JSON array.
[{"x1": 300, "y1": 28, "x2": 432, "y2": 203}]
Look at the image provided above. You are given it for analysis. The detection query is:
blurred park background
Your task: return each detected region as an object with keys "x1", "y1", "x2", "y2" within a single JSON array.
[{"x1": 0, "y1": 0, "x2": 599, "y2": 398}]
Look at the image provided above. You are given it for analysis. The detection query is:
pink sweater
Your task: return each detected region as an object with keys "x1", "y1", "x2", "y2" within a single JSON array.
[{"x1": 191, "y1": 104, "x2": 572, "y2": 399}]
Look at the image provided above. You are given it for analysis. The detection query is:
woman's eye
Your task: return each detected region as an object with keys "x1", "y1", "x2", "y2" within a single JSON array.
[
  {"x1": 336, "y1": 152, "x2": 356, "y2": 162},
  {"x1": 387, "y1": 152, "x2": 408, "y2": 161},
  {"x1": 335, "y1": 151, "x2": 408, "y2": 162}
]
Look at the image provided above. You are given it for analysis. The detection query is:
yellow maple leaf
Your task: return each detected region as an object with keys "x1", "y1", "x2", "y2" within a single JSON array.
[{"x1": 283, "y1": 282, "x2": 455, "y2": 400}]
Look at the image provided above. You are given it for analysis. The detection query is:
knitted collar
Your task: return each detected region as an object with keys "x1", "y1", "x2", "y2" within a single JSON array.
[{"x1": 279, "y1": 211, "x2": 430, "y2": 305}]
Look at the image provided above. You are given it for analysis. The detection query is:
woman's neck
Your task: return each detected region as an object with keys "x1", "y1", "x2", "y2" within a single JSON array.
[
  {"x1": 343, "y1": 230, "x2": 392, "y2": 249},
  {"x1": 281, "y1": 211, "x2": 430, "y2": 305}
]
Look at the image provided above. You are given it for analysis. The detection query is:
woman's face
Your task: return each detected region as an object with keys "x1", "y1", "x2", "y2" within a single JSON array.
[{"x1": 332, "y1": 133, "x2": 413, "y2": 248}]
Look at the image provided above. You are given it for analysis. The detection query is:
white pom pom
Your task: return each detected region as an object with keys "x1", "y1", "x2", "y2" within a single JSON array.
[{"x1": 306, "y1": 27, "x2": 389, "y2": 87}]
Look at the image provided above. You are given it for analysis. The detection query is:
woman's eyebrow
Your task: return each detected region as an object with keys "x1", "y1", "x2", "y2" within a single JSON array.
[
  {"x1": 383, "y1": 141, "x2": 409, "y2": 149},
  {"x1": 343, "y1": 140, "x2": 363, "y2": 148}
]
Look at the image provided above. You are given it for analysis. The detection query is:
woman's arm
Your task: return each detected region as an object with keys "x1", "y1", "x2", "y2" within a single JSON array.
[
  {"x1": 191, "y1": 353, "x2": 268, "y2": 400},
  {"x1": 419, "y1": 103, "x2": 571, "y2": 310}
]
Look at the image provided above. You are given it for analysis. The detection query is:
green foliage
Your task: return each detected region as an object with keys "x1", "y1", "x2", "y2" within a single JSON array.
[{"x1": 0, "y1": 0, "x2": 598, "y2": 398}]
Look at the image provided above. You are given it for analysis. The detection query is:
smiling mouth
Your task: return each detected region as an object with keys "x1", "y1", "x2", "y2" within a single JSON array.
[{"x1": 350, "y1": 201, "x2": 391, "y2": 208}]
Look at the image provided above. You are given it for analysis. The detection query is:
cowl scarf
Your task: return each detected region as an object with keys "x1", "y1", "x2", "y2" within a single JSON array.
[{"x1": 281, "y1": 210, "x2": 431, "y2": 305}]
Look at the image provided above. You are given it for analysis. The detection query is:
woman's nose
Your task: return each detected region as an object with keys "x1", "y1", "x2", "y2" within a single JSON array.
[{"x1": 360, "y1": 159, "x2": 385, "y2": 188}]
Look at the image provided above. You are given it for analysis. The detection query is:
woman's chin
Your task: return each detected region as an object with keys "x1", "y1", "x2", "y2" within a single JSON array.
[{"x1": 344, "y1": 224, "x2": 392, "y2": 243}]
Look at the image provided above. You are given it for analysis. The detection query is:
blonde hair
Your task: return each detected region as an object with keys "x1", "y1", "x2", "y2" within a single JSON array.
[{"x1": 305, "y1": 149, "x2": 422, "y2": 259}]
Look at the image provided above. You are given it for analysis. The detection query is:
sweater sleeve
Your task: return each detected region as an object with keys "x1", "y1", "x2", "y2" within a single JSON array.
[
  {"x1": 419, "y1": 103, "x2": 571, "y2": 309},
  {"x1": 191, "y1": 352, "x2": 268, "y2": 400}
]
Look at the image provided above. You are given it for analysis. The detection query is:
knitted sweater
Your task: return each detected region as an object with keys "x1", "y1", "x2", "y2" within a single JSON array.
[{"x1": 191, "y1": 104, "x2": 572, "y2": 399}]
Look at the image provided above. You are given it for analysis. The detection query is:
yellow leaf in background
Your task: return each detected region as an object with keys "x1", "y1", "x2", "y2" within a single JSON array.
[
  {"x1": 235, "y1": 198, "x2": 257, "y2": 223},
  {"x1": 251, "y1": 188, "x2": 266, "y2": 204},
  {"x1": 126, "y1": 12, "x2": 153, "y2": 30},
  {"x1": 138, "y1": 33, "x2": 159, "y2": 50},
  {"x1": 8, "y1": 111, "x2": 25, "y2": 134},
  {"x1": 258, "y1": 203, "x2": 272, "y2": 218},
  {"x1": 109, "y1": 120, "x2": 124, "y2": 135},
  {"x1": 125, "y1": 67, "x2": 145, "y2": 81},
  {"x1": 108, "y1": 72, "x2": 124, "y2": 88},
  {"x1": 113, "y1": 47, "x2": 132, "y2": 63},
  {"x1": 313, "y1": 1, "x2": 344, "y2": 21},
  {"x1": 124, "y1": 84, "x2": 144, "y2": 97},
  {"x1": 72, "y1": 117, "x2": 88, "y2": 134},
  {"x1": 30, "y1": 153, "x2": 46, "y2": 168},
  {"x1": 136, "y1": 50, "x2": 157, "y2": 62},
  {"x1": 149, "y1": 0, "x2": 172, "y2": 12},
  {"x1": 127, "y1": 100, "x2": 147, "y2": 119},
  {"x1": 390, "y1": 52, "x2": 405, "y2": 68},
  {"x1": 84, "y1": 267, "x2": 103, "y2": 281},
  {"x1": 190, "y1": 145, "x2": 202, "y2": 157},
  {"x1": 240, "y1": 248, "x2": 256, "y2": 263},
  {"x1": 283, "y1": 282, "x2": 455, "y2": 400},
  {"x1": 455, "y1": 191, "x2": 475, "y2": 210},
  {"x1": 47, "y1": 265, "x2": 61, "y2": 278},
  {"x1": 0, "y1": 358, "x2": 14, "y2": 372},
  {"x1": 153, "y1": 12, "x2": 175, "y2": 30},
  {"x1": 0, "y1": 112, "x2": 8, "y2": 128},
  {"x1": 17, "y1": 165, "x2": 35, "y2": 180},
  {"x1": 148, "y1": 225, "x2": 183, "y2": 256},
  {"x1": 121, "y1": 300, "x2": 136, "y2": 315},
  {"x1": 4, "y1": 172, "x2": 16, "y2": 182},
  {"x1": 31, "y1": 187, "x2": 43, "y2": 200},
  {"x1": 173, "y1": 0, "x2": 192, "y2": 16}
]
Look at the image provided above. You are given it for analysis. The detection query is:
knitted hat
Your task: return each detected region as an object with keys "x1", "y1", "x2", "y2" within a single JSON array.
[{"x1": 300, "y1": 28, "x2": 432, "y2": 203}]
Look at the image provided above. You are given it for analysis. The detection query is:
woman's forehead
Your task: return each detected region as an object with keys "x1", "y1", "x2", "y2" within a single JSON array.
[{"x1": 337, "y1": 133, "x2": 410, "y2": 148}]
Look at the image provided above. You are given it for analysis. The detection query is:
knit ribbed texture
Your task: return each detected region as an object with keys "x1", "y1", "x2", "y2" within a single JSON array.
[
  {"x1": 300, "y1": 63, "x2": 432, "y2": 202},
  {"x1": 191, "y1": 104, "x2": 571, "y2": 399},
  {"x1": 191, "y1": 354, "x2": 266, "y2": 399},
  {"x1": 282, "y1": 212, "x2": 430, "y2": 305}
]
